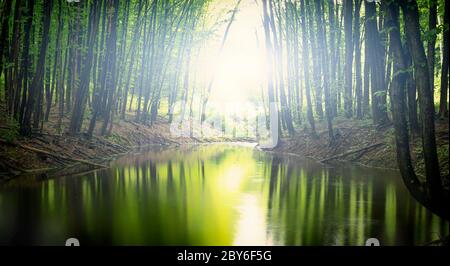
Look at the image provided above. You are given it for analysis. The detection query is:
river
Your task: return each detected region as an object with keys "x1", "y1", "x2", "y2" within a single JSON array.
[{"x1": 0, "y1": 144, "x2": 447, "y2": 245}]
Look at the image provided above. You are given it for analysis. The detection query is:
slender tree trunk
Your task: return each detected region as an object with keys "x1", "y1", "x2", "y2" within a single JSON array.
[
  {"x1": 328, "y1": 0, "x2": 338, "y2": 118},
  {"x1": 68, "y1": 0, "x2": 101, "y2": 134},
  {"x1": 45, "y1": 1, "x2": 63, "y2": 122},
  {"x1": 387, "y1": 0, "x2": 448, "y2": 220},
  {"x1": 363, "y1": 22, "x2": 370, "y2": 118},
  {"x1": 366, "y1": 1, "x2": 388, "y2": 125},
  {"x1": 300, "y1": 0, "x2": 316, "y2": 135},
  {"x1": 306, "y1": 0, "x2": 323, "y2": 119},
  {"x1": 289, "y1": 1, "x2": 302, "y2": 125},
  {"x1": 9, "y1": 0, "x2": 23, "y2": 118},
  {"x1": 344, "y1": 0, "x2": 353, "y2": 118},
  {"x1": 120, "y1": 0, "x2": 145, "y2": 120},
  {"x1": 269, "y1": 0, "x2": 294, "y2": 135},
  {"x1": 385, "y1": 0, "x2": 425, "y2": 213},
  {"x1": 262, "y1": 0, "x2": 280, "y2": 145},
  {"x1": 427, "y1": 0, "x2": 437, "y2": 100},
  {"x1": 354, "y1": 0, "x2": 362, "y2": 119},
  {"x1": 0, "y1": 0, "x2": 12, "y2": 81},
  {"x1": 404, "y1": 41, "x2": 420, "y2": 136},
  {"x1": 402, "y1": 0, "x2": 443, "y2": 200},
  {"x1": 101, "y1": 0, "x2": 119, "y2": 135},
  {"x1": 438, "y1": 0, "x2": 449, "y2": 118},
  {"x1": 18, "y1": 0, "x2": 35, "y2": 125},
  {"x1": 315, "y1": 0, "x2": 334, "y2": 141},
  {"x1": 21, "y1": 0, "x2": 53, "y2": 136}
]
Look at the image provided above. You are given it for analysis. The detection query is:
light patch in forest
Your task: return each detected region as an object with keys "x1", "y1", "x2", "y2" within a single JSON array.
[{"x1": 197, "y1": 0, "x2": 267, "y2": 104}]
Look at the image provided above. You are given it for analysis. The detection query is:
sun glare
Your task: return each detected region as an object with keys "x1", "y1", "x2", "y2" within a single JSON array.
[{"x1": 197, "y1": 0, "x2": 266, "y2": 105}]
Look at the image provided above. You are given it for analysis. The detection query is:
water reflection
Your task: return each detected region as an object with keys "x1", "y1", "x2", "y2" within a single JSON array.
[{"x1": 0, "y1": 144, "x2": 448, "y2": 245}]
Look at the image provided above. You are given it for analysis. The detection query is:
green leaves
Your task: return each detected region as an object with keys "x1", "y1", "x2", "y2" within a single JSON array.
[{"x1": 0, "y1": 118, "x2": 19, "y2": 143}]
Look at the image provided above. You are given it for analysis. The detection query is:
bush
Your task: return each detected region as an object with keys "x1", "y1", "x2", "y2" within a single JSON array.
[{"x1": 0, "y1": 118, "x2": 19, "y2": 143}]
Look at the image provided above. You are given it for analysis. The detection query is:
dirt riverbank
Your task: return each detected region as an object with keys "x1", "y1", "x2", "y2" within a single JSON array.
[
  {"x1": 1, "y1": 107, "x2": 448, "y2": 187},
  {"x1": 273, "y1": 117, "x2": 449, "y2": 188}
]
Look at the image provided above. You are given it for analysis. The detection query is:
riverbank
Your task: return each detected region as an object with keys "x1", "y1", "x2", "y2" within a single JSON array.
[
  {"x1": 0, "y1": 118, "x2": 197, "y2": 180},
  {"x1": 0, "y1": 100, "x2": 239, "y2": 180},
  {"x1": 273, "y1": 117, "x2": 449, "y2": 188},
  {"x1": 1, "y1": 107, "x2": 448, "y2": 187}
]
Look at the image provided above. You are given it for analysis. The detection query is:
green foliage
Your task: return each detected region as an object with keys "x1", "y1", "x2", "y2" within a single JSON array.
[{"x1": 0, "y1": 118, "x2": 19, "y2": 143}]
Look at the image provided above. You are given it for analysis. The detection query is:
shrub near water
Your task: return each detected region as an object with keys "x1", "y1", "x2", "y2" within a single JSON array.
[{"x1": 0, "y1": 118, "x2": 19, "y2": 143}]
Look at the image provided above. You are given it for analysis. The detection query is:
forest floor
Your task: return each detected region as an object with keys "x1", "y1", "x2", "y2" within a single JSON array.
[{"x1": 274, "y1": 116, "x2": 449, "y2": 189}]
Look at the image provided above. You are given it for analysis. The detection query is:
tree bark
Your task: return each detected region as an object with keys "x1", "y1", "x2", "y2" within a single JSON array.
[
  {"x1": 354, "y1": 0, "x2": 362, "y2": 119},
  {"x1": 300, "y1": 0, "x2": 316, "y2": 135},
  {"x1": 365, "y1": 1, "x2": 389, "y2": 125},
  {"x1": 402, "y1": 0, "x2": 443, "y2": 201},
  {"x1": 344, "y1": 0, "x2": 353, "y2": 118},
  {"x1": 427, "y1": 0, "x2": 437, "y2": 99},
  {"x1": 438, "y1": 0, "x2": 449, "y2": 118},
  {"x1": 387, "y1": 0, "x2": 448, "y2": 220},
  {"x1": 21, "y1": 0, "x2": 53, "y2": 136}
]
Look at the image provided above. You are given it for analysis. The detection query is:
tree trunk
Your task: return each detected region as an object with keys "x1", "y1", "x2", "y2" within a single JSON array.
[
  {"x1": 387, "y1": 0, "x2": 448, "y2": 220},
  {"x1": 427, "y1": 0, "x2": 437, "y2": 99},
  {"x1": 68, "y1": 0, "x2": 101, "y2": 135},
  {"x1": 404, "y1": 41, "x2": 420, "y2": 136},
  {"x1": 262, "y1": 0, "x2": 280, "y2": 145},
  {"x1": 354, "y1": 0, "x2": 362, "y2": 119},
  {"x1": 300, "y1": 0, "x2": 316, "y2": 135},
  {"x1": 0, "y1": 0, "x2": 12, "y2": 80},
  {"x1": 307, "y1": 0, "x2": 324, "y2": 119},
  {"x1": 18, "y1": 0, "x2": 35, "y2": 125},
  {"x1": 402, "y1": 0, "x2": 443, "y2": 201},
  {"x1": 21, "y1": 0, "x2": 53, "y2": 136},
  {"x1": 365, "y1": 1, "x2": 388, "y2": 125},
  {"x1": 363, "y1": 21, "x2": 370, "y2": 118},
  {"x1": 100, "y1": 0, "x2": 120, "y2": 135},
  {"x1": 344, "y1": 0, "x2": 353, "y2": 118},
  {"x1": 315, "y1": 0, "x2": 334, "y2": 141},
  {"x1": 8, "y1": 0, "x2": 23, "y2": 118},
  {"x1": 438, "y1": 0, "x2": 449, "y2": 118}
]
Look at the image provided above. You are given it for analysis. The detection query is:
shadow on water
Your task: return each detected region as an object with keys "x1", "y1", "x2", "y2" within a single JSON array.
[{"x1": 0, "y1": 144, "x2": 448, "y2": 245}]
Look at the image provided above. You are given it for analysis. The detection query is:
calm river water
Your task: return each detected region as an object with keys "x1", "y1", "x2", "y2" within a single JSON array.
[{"x1": 0, "y1": 144, "x2": 447, "y2": 245}]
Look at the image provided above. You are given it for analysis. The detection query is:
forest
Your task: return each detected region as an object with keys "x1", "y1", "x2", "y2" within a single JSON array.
[{"x1": 0, "y1": 0, "x2": 448, "y2": 246}]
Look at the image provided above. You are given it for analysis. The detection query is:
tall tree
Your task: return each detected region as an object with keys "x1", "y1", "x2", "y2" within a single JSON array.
[
  {"x1": 68, "y1": 0, "x2": 101, "y2": 134},
  {"x1": 21, "y1": 0, "x2": 53, "y2": 136},
  {"x1": 353, "y1": 0, "x2": 362, "y2": 119},
  {"x1": 365, "y1": 0, "x2": 388, "y2": 125},
  {"x1": 404, "y1": 42, "x2": 420, "y2": 136},
  {"x1": 262, "y1": 0, "x2": 280, "y2": 145},
  {"x1": 402, "y1": 0, "x2": 443, "y2": 201},
  {"x1": 315, "y1": 0, "x2": 334, "y2": 141},
  {"x1": 343, "y1": 0, "x2": 353, "y2": 118},
  {"x1": 307, "y1": 0, "x2": 324, "y2": 119},
  {"x1": 438, "y1": 0, "x2": 449, "y2": 118},
  {"x1": 268, "y1": 0, "x2": 295, "y2": 135},
  {"x1": 7, "y1": 0, "x2": 22, "y2": 118},
  {"x1": 386, "y1": 0, "x2": 448, "y2": 220},
  {"x1": 18, "y1": 0, "x2": 36, "y2": 125},
  {"x1": 300, "y1": 0, "x2": 316, "y2": 135},
  {"x1": 427, "y1": 0, "x2": 437, "y2": 98},
  {"x1": 363, "y1": 7, "x2": 371, "y2": 118},
  {"x1": 0, "y1": 0, "x2": 12, "y2": 80}
]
